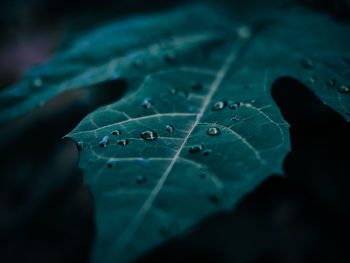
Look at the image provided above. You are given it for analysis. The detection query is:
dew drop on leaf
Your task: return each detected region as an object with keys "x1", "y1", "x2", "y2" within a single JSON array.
[
  {"x1": 112, "y1": 129, "x2": 121, "y2": 135},
  {"x1": 337, "y1": 84, "x2": 350, "y2": 94},
  {"x1": 32, "y1": 77, "x2": 43, "y2": 89},
  {"x1": 212, "y1": 101, "x2": 227, "y2": 111},
  {"x1": 141, "y1": 98, "x2": 154, "y2": 108},
  {"x1": 137, "y1": 175, "x2": 147, "y2": 184},
  {"x1": 327, "y1": 79, "x2": 336, "y2": 87},
  {"x1": 203, "y1": 149, "x2": 212, "y2": 156},
  {"x1": 117, "y1": 139, "x2": 129, "y2": 146},
  {"x1": 231, "y1": 115, "x2": 240, "y2": 121},
  {"x1": 88, "y1": 158, "x2": 94, "y2": 165},
  {"x1": 308, "y1": 76, "x2": 316, "y2": 84},
  {"x1": 166, "y1": 124, "x2": 174, "y2": 133},
  {"x1": 302, "y1": 57, "x2": 315, "y2": 69},
  {"x1": 140, "y1": 130, "x2": 158, "y2": 141},
  {"x1": 76, "y1": 141, "x2": 83, "y2": 151},
  {"x1": 229, "y1": 102, "x2": 240, "y2": 109},
  {"x1": 107, "y1": 158, "x2": 118, "y2": 167},
  {"x1": 189, "y1": 144, "x2": 203, "y2": 153},
  {"x1": 99, "y1": 136, "x2": 109, "y2": 147},
  {"x1": 207, "y1": 127, "x2": 220, "y2": 136}
]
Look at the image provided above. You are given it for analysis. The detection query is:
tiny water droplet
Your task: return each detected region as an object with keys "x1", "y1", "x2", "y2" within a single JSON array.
[
  {"x1": 140, "y1": 130, "x2": 158, "y2": 141},
  {"x1": 302, "y1": 57, "x2": 315, "y2": 69},
  {"x1": 200, "y1": 173, "x2": 206, "y2": 179},
  {"x1": 117, "y1": 139, "x2": 129, "y2": 146},
  {"x1": 308, "y1": 76, "x2": 316, "y2": 84},
  {"x1": 133, "y1": 60, "x2": 145, "y2": 69},
  {"x1": 76, "y1": 141, "x2": 83, "y2": 151},
  {"x1": 107, "y1": 159, "x2": 118, "y2": 167},
  {"x1": 112, "y1": 129, "x2": 121, "y2": 135},
  {"x1": 203, "y1": 149, "x2": 212, "y2": 156},
  {"x1": 237, "y1": 25, "x2": 252, "y2": 39},
  {"x1": 169, "y1": 88, "x2": 188, "y2": 97},
  {"x1": 327, "y1": 79, "x2": 336, "y2": 87},
  {"x1": 190, "y1": 81, "x2": 203, "y2": 91},
  {"x1": 137, "y1": 175, "x2": 147, "y2": 184},
  {"x1": 141, "y1": 98, "x2": 154, "y2": 109},
  {"x1": 189, "y1": 144, "x2": 203, "y2": 153},
  {"x1": 212, "y1": 101, "x2": 227, "y2": 111},
  {"x1": 88, "y1": 158, "x2": 94, "y2": 164},
  {"x1": 99, "y1": 136, "x2": 109, "y2": 147},
  {"x1": 231, "y1": 115, "x2": 240, "y2": 121},
  {"x1": 229, "y1": 102, "x2": 240, "y2": 109},
  {"x1": 164, "y1": 50, "x2": 177, "y2": 63},
  {"x1": 33, "y1": 77, "x2": 43, "y2": 88},
  {"x1": 337, "y1": 84, "x2": 350, "y2": 94},
  {"x1": 166, "y1": 124, "x2": 174, "y2": 133},
  {"x1": 207, "y1": 127, "x2": 220, "y2": 136}
]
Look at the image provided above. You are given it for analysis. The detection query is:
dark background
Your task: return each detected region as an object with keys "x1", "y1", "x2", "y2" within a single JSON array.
[{"x1": 0, "y1": 1, "x2": 349, "y2": 263}]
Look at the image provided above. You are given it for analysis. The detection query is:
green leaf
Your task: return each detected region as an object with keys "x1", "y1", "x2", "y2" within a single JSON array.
[{"x1": 65, "y1": 4, "x2": 349, "y2": 263}]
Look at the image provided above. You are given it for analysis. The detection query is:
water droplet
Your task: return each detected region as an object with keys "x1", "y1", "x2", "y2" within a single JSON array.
[
  {"x1": 169, "y1": 88, "x2": 188, "y2": 97},
  {"x1": 189, "y1": 144, "x2": 203, "y2": 153},
  {"x1": 207, "y1": 127, "x2": 220, "y2": 136},
  {"x1": 212, "y1": 101, "x2": 227, "y2": 111},
  {"x1": 231, "y1": 115, "x2": 240, "y2": 121},
  {"x1": 112, "y1": 129, "x2": 121, "y2": 135},
  {"x1": 140, "y1": 130, "x2": 158, "y2": 141},
  {"x1": 208, "y1": 194, "x2": 219, "y2": 204},
  {"x1": 337, "y1": 84, "x2": 350, "y2": 94},
  {"x1": 302, "y1": 57, "x2": 315, "y2": 69},
  {"x1": 190, "y1": 81, "x2": 203, "y2": 91},
  {"x1": 166, "y1": 124, "x2": 174, "y2": 133},
  {"x1": 308, "y1": 76, "x2": 316, "y2": 84},
  {"x1": 117, "y1": 139, "x2": 129, "y2": 146},
  {"x1": 33, "y1": 77, "x2": 43, "y2": 89},
  {"x1": 88, "y1": 158, "x2": 94, "y2": 164},
  {"x1": 164, "y1": 50, "x2": 177, "y2": 63},
  {"x1": 99, "y1": 136, "x2": 109, "y2": 147},
  {"x1": 229, "y1": 102, "x2": 240, "y2": 109},
  {"x1": 200, "y1": 173, "x2": 206, "y2": 179},
  {"x1": 327, "y1": 79, "x2": 336, "y2": 87},
  {"x1": 107, "y1": 159, "x2": 118, "y2": 167},
  {"x1": 76, "y1": 141, "x2": 83, "y2": 151},
  {"x1": 237, "y1": 25, "x2": 252, "y2": 39},
  {"x1": 141, "y1": 98, "x2": 154, "y2": 108},
  {"x1": 137, "y1": 175, "x2": 147, "y2": 184},
  {"x1": 133, "y1": 60, "x2": 145, "y2": 69},
  {"x1": 203, "y1": 149, "x2": 212, "y2": 156}
]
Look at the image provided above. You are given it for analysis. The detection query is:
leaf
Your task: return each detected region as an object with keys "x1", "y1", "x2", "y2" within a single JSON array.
[
  {"x1": 3, "y1": 3, "x2": 350, "y2": 263},
  {"x1": 64, "y1": 4, "x2": 350, "y2": 263}
]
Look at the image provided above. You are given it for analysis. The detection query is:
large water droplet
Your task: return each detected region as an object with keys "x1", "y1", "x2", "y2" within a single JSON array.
[
  {"x1": 117, "y1": 139, "x2": 129, "y2": 146},
  {"x1": 212, "y1": 101, "x2": 227, "y2": 111},
  {"x1": 229, "y1": 102, "x2": 240, "y2": 109},
  {"x1": 338, "y1": 84, "x2": 350, "y2": 94},
  {"x1": 137, "y1": 175, "x2": 147, "y2": 184},
  {"x1": 231, "y1": 115, "x2": 240, "y2": 121},
  {"x1": 112, "y1": 129, "x2": 121, "y2": 135},
  {"x1": 302, "y1": 58, "x2": 315, "y2": 69},
  {"x1": 207, "y1": 127, "x2": 220, "y2": 136},
  {"x1": 99, "y1": 136, "x2": 109, "y2": 147},
  {"x1": 190, "y1": 81, "x2": 203, "y2": 91},
  {"x1": 141, "y1": 98, "x2": 154, "y2": 109},
  {"x1": 140, "y1": 130, "x2": 158, "y2": 141},
  {"x1": 76, "y1": 141, "x2": 83, "y2": 151},
  {"x1": 107, "y1": 159, "x2": 118, "y2": 167},
  {"x1": 189, "y1": 144, "x2": 203, "y2": 153},
  {"x1": 166, "y1": 124, "x2": 174, "y2": 133}
]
